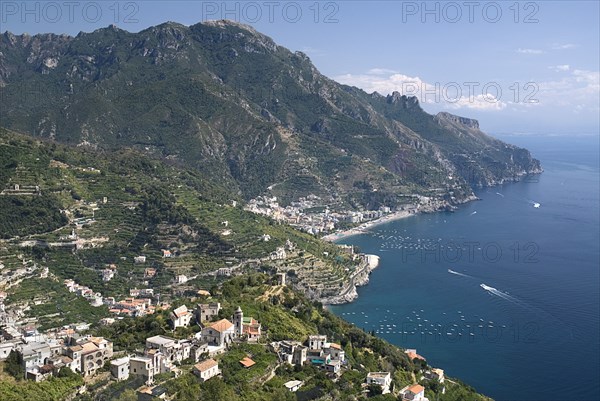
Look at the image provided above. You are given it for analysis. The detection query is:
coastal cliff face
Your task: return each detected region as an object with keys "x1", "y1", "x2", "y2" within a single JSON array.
[{"x1": 0, "y1": 20, "x2": 541, "y2": 210}]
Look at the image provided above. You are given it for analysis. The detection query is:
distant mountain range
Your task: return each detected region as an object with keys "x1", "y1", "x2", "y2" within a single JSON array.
[{"x1": 0, "y1": 20, "x2": 541, "y2": 209}]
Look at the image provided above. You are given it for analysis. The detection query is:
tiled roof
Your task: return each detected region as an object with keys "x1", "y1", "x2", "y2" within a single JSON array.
[
  {"x1": 209, "y1": 319, "x2": 234, "y2": 333},
  {"x1": 239, "y1": 357, "x2": 256, "y2": 368},
  {"x1": 194, "y1": 359, "x2": 218, "y2": 372},
  {"x1": 408, "y1": 384, "x2": 425, "y2": 394}
]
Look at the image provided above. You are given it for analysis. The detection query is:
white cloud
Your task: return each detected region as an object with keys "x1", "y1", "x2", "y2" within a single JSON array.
[
  {"x1": 517, "y1": 48, "x2": 544, "y2": 54},
  {"x1": 367, "y1": 68, "x2": 399, "y2": 75},
  {"x1": 334, "y1": 70, "x2": 507, "y2": 111},
  {"x1": 535, "y1": 69, "x2": 600, "y2": 112},
  {"x1": 549, "y1": 64, "x2": 570, "y2": 72}
]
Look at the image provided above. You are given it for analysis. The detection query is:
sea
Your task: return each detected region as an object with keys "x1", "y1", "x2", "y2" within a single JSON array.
[{"x1": 330, "y1": 134, "x2": 600, "y2": 401}]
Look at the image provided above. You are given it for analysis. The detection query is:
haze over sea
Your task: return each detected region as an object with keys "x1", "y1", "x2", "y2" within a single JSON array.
[{"x1": 330, "y1": 135, "x2": 600, "y2": 401}]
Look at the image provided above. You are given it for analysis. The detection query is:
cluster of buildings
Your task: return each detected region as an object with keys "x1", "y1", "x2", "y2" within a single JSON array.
[
  {"x1": 110, "y1": 334, "x2": 210, "y2": 385},
  {"x1": 0, "y1": 326, "x2": 113, "y2": 382},
  {"x1": 271, "y1": 334, "x2": 346, "y2": 378},
  {"x1": 245, "y1": 195, "x2": 396, "y2": 235},
  {"x1": 64, "y1": 279, "x2": 103, "y2": 307}
]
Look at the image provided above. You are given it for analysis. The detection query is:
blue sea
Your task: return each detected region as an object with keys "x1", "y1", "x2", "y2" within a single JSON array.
[{"x1": 330, "y1": 135, "x2": 600, "y2": 401}]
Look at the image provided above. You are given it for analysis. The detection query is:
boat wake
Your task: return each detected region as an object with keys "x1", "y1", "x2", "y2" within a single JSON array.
[
  {"x1": 480, "y1": 283, "x2": 529, "y2": 308},
  {"x1": 448, "y1": 269, "x2": 473, "y2": 278}
]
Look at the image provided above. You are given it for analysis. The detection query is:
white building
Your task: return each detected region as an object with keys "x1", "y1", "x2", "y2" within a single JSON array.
[
  {"x1": 308, "y1": 335, "x2": 327, "y2": 350},
  {"x1": 367, "y1": 372, "x2": 392, "y2": 394},
  {"x1": 110, "y1": 357, "x2": 130, "y2": 380},
  {"x1": 170, "y1": 305, "x2": 193, "y2": 329},
  {"x1": 193, "y1": 359, "x2": 220, "y2": 382},
  {"x1": 284, "y1": 380, "x2": 303, "y2": 392}
]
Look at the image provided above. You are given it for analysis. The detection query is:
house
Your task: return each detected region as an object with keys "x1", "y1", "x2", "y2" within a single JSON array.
[
  {"x1": 101, "y1": 268, "x2": 115, "y2": 282},
  {"x1": 196, "y1": 302, "x2": 221, "y2": 323},
  {"x1": 324, "y1": 342, "x2": 345, "y2": 362},
  {"x1": 144, "y1": 268, "x2": 157, "y2": 278},
  {"x1": 273, "y1": 340, "x2": 307, "y2": 366},
  {"x1": 110, "y1": 356, "x2": 130, "y2": 380},
  {"x1": 138, "y1": 386, "x2": 167, "y2": 401},
  {"x1": 197, "y1": 290, "x2": 211, "y2": 297},
  {"x1": 174, "y1": 275, "x2": 188, "y2": 284},
  {"x1": 427, "y1": 368, "x2": 444, "y2": 383},
  {"x1": 239, "y1": 357, "x2": 255, "y2": 368},
  {"x1": 283, "y1": 380, "x2": 303, "y2": 392},
  {"x1": 402, "y1": 384, "x2": 427, "y2": 401},
  {"x1": 309, "y1": 335, "x2": 327, "y2": 350},
  {"x1": 79, "y1": 337, "x2": 114, "y2": 376},
  {"x1": 170, "y1": 305, "x2": 193, "y2": 328},
  {"x1": 145, "y1": 335, "x2": 191, "y2": 364},
  {"x1": 270, "y1": 247, "x2": 287, "y2": 260},
  {"x1": 201, "y1": 319, "x2": 235, "y2": 347},
  {"x1": 161, "y1": 250, "x2": 172, "y2": 258},
  {"x1": 130, "y1": 356, "x2": 154, "y2": 385},
  {"x1": 325, "y1": 360, "x2": 341, "y2": 375},
  {"x1": 190, "y1": 341, "x2": 208, "y2": 362},
  {"x1": 366, "y1": 372, "x2": 392, "y2": 394},
  {"x1": 134, "y1": 256, "x2": 147, "y2": 264},
  {"x1": 193, "y1": 359, "x2": 220, "y2": 382},
  {"x1": 20, "y1": 342, "x2": 51, "y2": 374},
  {"x1": 405, "y1": 349, "x2": 425, "y2": 361}
]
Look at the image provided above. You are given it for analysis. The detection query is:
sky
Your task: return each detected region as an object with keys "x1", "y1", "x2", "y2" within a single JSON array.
[{"x1": 2, "y1": 0, "x2": 599, "y2": 135}]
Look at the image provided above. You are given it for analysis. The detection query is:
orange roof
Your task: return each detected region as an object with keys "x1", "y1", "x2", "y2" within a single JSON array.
[
  {"x1": 408, "y1": 384, "x2": 425, "y2": 394},
  {"x1": 194, "y1": 359, "x2": 218, "y2": 372},
  {"x1": 80, "y1": 342, "x2": 98, "y2": 354},
  {"x1": 406, "y1": 351, "x2": 425, "y2": 361},
  {"x1": 329, "y1": 343, "x2": 342, "y2": 350},
  {"x1": 239, "y1": 357, "x2": 256, "y2": 368},
  {"x1": 209, "y1": 319, "x2": 233, "y2": 333},
  {"x1": 243, "y1": 326, "x2": 260, "y2": 335}
]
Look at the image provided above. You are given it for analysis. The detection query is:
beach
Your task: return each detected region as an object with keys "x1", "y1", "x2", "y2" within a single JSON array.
[{"x1": 321, "y1": 210, "x2": 415, "y2": 242}]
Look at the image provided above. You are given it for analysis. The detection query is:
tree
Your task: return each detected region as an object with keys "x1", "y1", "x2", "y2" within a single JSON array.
[
  {"x1": 367, "y1": 383, "x2": 383, "y2": 397},
  {"x1": 4, "y1": 350, "x2": 24, "y2": 379},
  {"x1": 114, "y1": 389, "x2": 137, "y2": 401}
]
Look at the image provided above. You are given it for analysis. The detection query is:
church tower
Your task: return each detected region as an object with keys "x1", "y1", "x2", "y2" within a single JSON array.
[{"x1": 233, "y1": 306, "x2": 243, "y2": 337}]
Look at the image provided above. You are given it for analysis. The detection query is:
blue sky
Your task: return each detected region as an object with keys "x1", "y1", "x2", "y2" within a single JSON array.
[{"x1": 2, "y1": 1, "x2": 599, "y2": 135}]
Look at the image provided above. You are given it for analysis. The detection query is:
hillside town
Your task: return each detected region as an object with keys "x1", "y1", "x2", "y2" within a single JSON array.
[{"x1": 0, "y1": 292, "x2": 445, "y2": 400}]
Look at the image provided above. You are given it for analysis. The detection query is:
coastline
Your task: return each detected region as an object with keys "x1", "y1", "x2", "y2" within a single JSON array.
[{"x1": 321, "y1": 210, "x2": 416, "y2": 242}]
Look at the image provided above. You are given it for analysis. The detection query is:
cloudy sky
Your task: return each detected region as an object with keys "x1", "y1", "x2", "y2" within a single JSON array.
[{"x1": 2, "y1": 1, "x2": 599, "y2": 135}]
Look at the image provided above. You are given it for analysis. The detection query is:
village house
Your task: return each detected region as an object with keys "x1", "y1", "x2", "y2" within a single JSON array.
[
  {"x1": 239, "y1": 357, "x2": 255, "y2": 368},
  {"x1": 110, "y1": 356, "x2": 130, "y2": 380},
  {"x1": 284, "y1": 380, "x2": 304, "y2": 392},
  {"x1": 138, "y1": 386, "x2": 167, "y2": 401},
  {"x1": 161, "y1": 249, "x2": 172, "y2": 258},
  {"x1": 427, "y1": 368, "x2": 444, "y2": 383},
  {"x1": 271, "y1": 340, "x2": 307, "y2": 366},
  {"x1": 192, "y1": 359, "x2": 220, "y2": 382},
  {"x1": 402, "y1": 384, "x2": 428, "y2": 401},
  {"x1": 62, "y1": 337, "x2": 113, "y2": 377},
  {"x1": 366, "y1": 372, "x2": 392, "y2": 394},
  {"x1": 196, "y1": 302, "x2": 221, "y2": 323},
  {"x1": 405, "y1": 348, "x2": 426, "y2": 361},
  {"x1": 134, "y1": 255, "x2": 147, "y2": 264},
  {"x1": 270, "y1": 247, "x2": 287, "y2": 260},
  {"x1": 145, "y1": 335, "x2": 191, "y2": 365},
  {"x1": 170, "y1": 305, "x2": 193, "y2": 329},
  {"x1": 130, "y1": 356, "x2": 154, "y2": 385}
]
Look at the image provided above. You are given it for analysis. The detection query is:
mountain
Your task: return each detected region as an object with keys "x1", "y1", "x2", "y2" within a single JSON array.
[{"x1": 0, "y1": 20, "x2": 541, "y2": 209}]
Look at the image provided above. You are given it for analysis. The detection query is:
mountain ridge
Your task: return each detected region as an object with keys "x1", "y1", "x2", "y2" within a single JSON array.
[{"x1": 0, "y1": 20, "x2": 541, "y2": 208}]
